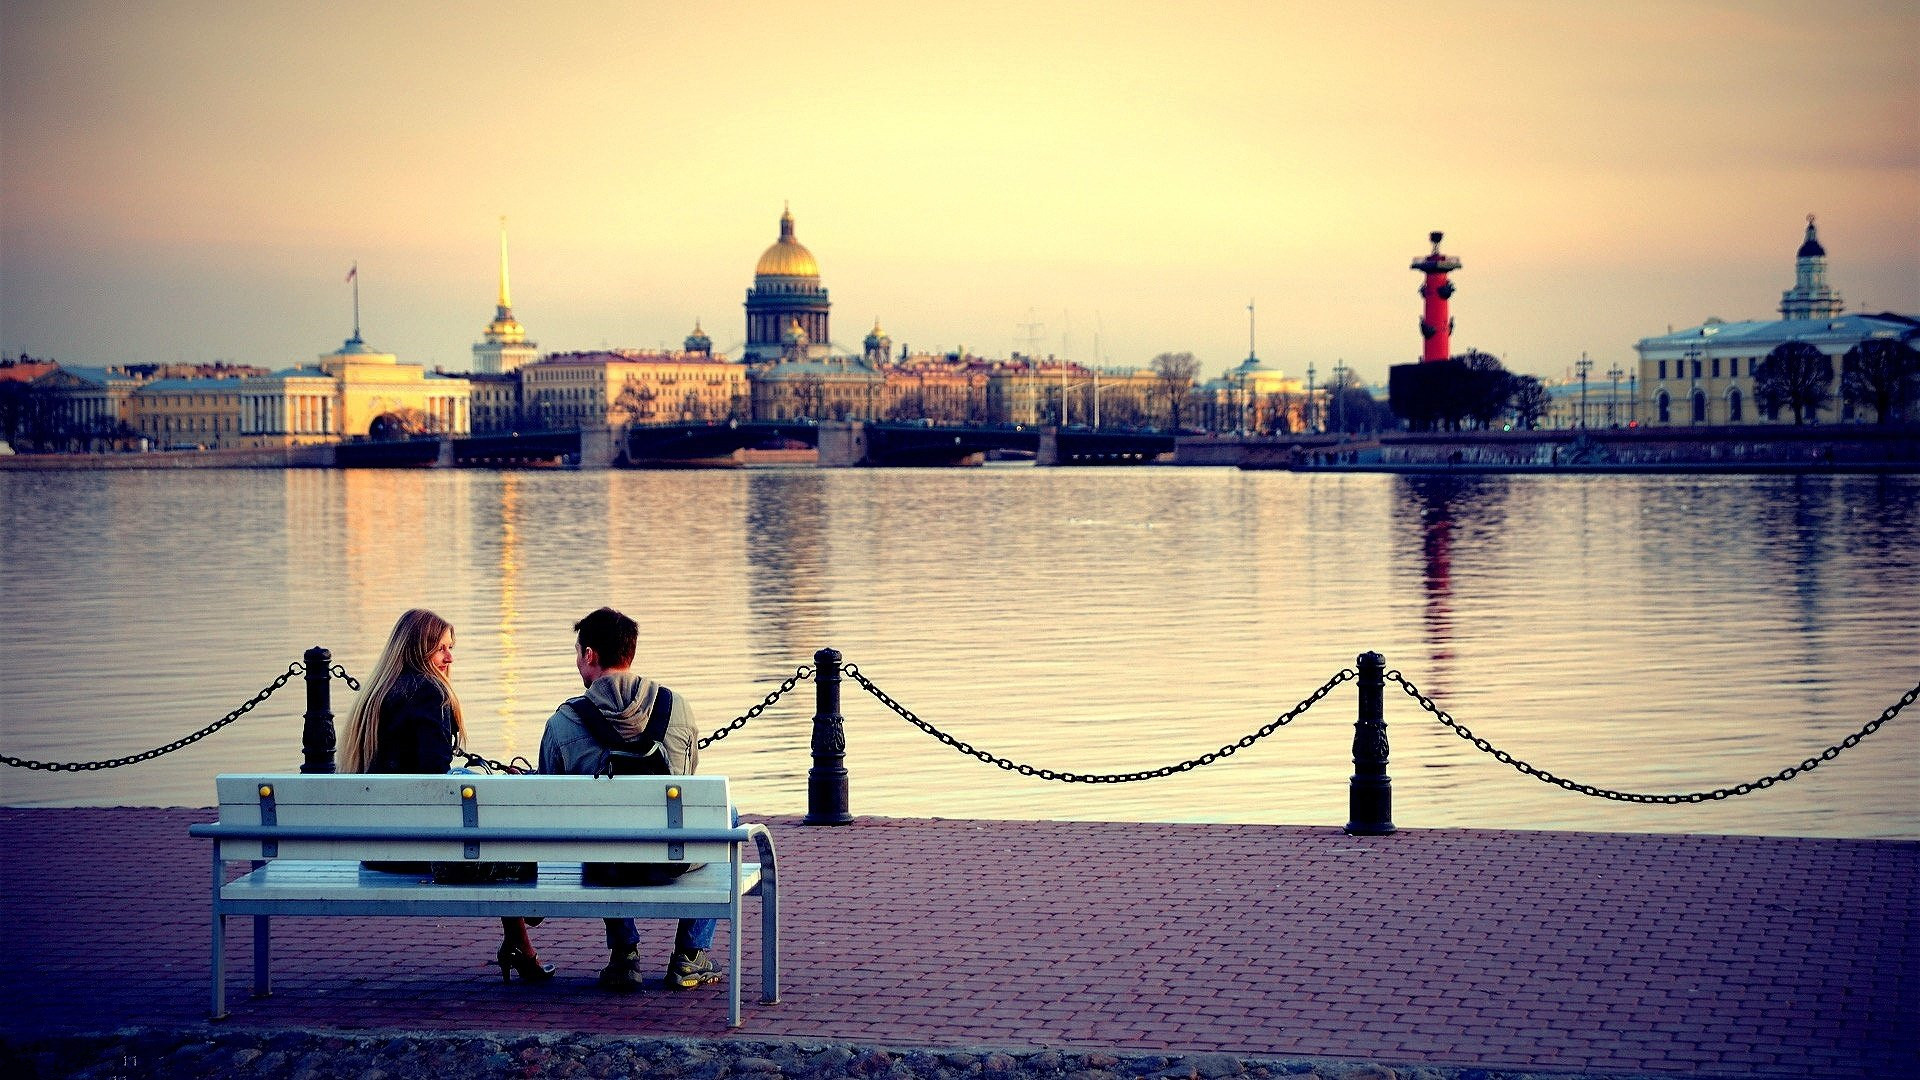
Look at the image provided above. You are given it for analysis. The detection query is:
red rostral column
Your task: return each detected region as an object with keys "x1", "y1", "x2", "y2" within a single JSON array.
[{"x1": 1411, "y1": 230, "x2": 1461, "y2": 362}]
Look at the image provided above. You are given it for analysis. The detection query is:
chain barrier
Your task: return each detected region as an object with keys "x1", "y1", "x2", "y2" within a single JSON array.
[
  {"x1": 1, "y1": 661, "x2": 311, "y2": 772},
  {"x1": 700, "y1": 664, "x2": 813, "y2": 749},
  {"x1": 1387, "y1": 669, "x2": 1920, "y2": 804},
  {"x1": 843, "y1": 662, "x2": 1356, "y2": 783}
]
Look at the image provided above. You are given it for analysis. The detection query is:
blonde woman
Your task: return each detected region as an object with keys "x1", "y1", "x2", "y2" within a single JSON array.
[{"x1": 341, "y1": 609, "x2": 553, "y2": 983}]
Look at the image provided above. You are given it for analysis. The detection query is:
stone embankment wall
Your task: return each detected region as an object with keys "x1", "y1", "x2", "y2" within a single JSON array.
[
  {"x1": 0, "y1": 445, "x2": 335, "y2": 470},
  {"x1": 1196, "y1": 427, "x2": 1920, "y2": 470}
]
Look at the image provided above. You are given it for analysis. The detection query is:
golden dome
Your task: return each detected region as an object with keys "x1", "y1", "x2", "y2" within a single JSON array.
[{"x1": 754, "y1": 207, "x2": 820, "y2": 278}]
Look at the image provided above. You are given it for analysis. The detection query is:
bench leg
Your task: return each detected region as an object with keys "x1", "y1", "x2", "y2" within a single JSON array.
[
  {"x1": 728, "y1": 913, "x2": 742, "y2": 1028},
  {"x1": 760, "y1": 879, "x2": 779, "y2": 1005},
  {"x1": 252, "y1": 916, "x2": 271, "y2": 998},
  {"x1": 211, "y1": 911, "x2": 227, "y2": 1020}
]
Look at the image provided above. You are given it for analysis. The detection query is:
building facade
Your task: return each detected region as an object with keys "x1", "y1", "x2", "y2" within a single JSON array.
[
  {"x1": 522, "y1": 350, "x2": 749, "y2": 428},
  {"x1": 1634, "y1": 217, "x2": 1917, "y2": 426}
]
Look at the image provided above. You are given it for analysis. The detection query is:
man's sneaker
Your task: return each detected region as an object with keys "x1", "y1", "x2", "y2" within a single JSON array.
[
  {"x1": 598, "y1": 948, "x2": 645, "y2": 993},
  {"x1": 665, "y1": 948, "x2": 723, "y2": 991}
]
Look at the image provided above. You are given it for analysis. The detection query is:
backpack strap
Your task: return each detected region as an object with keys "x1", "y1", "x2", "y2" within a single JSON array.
[{"x1": 569, "y1": 685, "x2": 676, "y2": 754}]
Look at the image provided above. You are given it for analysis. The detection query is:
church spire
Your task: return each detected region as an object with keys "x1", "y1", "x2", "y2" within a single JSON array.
[{"x1": 497, "y1": 215, "x2": 513, "y2": 314}]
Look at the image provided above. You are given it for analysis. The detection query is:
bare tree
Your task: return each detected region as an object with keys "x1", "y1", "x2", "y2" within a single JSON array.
[
  {"x1": 1841, "y1": 336, "x2": 1920, "y2": 425},
  {"x1": 1509, "y1": 375, "x2": 1552, "y2": 429},
  {"x1": 1150, "y1": 352, "x2": 1200, "y2": 431},
  {"x1": 794, "y1": 374, "x2": 826, "y2": 419},
  {"x1": 1754, "y1": 341, "x2": 1834, "y2": 424},
  {"x1": 610, "y1": 378, "x2": 656, "y2": 424}
]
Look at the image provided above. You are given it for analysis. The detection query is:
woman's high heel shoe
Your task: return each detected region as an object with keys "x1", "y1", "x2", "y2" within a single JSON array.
[{"x1": 496, "y1": 943, "x2": 556, "y2": 983}]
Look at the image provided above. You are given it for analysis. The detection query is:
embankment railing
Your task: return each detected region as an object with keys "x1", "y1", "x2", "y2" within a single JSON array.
[{"x1": 6, "y1": 647, "x2": 1914, "y2": 835}]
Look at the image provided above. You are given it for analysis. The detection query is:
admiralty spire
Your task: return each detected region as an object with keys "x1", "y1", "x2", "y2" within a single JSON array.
[{"x1": 472, "y1": 216, "x2": 539, "y2": 374}]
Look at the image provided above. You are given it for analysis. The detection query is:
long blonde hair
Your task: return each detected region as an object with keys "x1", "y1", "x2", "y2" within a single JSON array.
[{"x1": 340, "y1": 609, "x2": 465, "y2": 772}]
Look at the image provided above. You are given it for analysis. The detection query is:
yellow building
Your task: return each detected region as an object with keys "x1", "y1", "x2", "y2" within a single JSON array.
[
  {"x1": 523, "y1": 350, "x2": 749, "y2": 428},
  {"x1": 1198, "y1": 354, "x2": 1308, "y2": 434},
  {"x1": 129, "y1": 376, "x2": 252, "y2": 449},
  {"x1": 319, "y1": 336, "x2": 471, "y2": 438}
]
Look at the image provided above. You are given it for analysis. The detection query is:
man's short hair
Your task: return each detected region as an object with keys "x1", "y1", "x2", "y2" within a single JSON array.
[{"x1": 574, "y1": 607, "x2": 638, "y2": 669}]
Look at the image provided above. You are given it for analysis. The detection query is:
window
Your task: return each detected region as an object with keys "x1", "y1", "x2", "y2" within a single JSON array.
[
  {"x1": 1728, "y1": 388, "x2": 1743, "y2": 422},
  {"x1": 1692, "y1": 359, "x2": 1702, "y2": 379},
  {"x1": 1691, "y1": 390, "x2": 1707, "y2": 423},
  {"x1": 1658, "y1": 360, "x2": 1667, "y2": 380},
  {"x1": 1729, "y1": 357, "x2": 1740, "y2": 378},
  {"x1": 1711, "y1": 358, "x2": 1721, "y2": 378},
  {"x1": 1657, "y1": 390, "x2": 1671, "y2": 423}
]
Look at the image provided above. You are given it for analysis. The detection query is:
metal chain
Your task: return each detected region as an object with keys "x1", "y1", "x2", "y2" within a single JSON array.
[
  {"x1": 1, "y1": 662, "x2": 307, "y2": 772},
  {"x1": 1387, "y1": 669, "x2": 1920, "y2": 804},
  {"x1": 700, "y1": 665, "x2": 813, "y2": 749},
  {"x1": 450, "y1": 664, "x2": 815, "y2": 771},
  {"x1": 844, "y1": 662, "x2": 1356, "y2": 783}
]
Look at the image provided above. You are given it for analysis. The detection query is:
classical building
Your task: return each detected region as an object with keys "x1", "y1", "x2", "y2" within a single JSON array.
[
  {"x1": 471, "y1": 217, "x2": 539, "y2": 374},
  {"x1": 466, "y1": 371, "x2": 522, "y2": 434},
  {"x1": 1635, "y1": 216, "x2": 1917, "y2": 425},
  {"x1": 1197, "y1": 353, "x2": 1307, "y2": 434},
  {"x1": 523, "y1": 349, "x2": 749, "y2": 428},
  {"x1": 743, "y1": 207, "x2": 832, "y2": 362}
]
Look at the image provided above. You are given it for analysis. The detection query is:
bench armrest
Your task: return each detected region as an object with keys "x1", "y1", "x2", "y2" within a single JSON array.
[{"x1": 743, "y1": 822, "x2": 778, "y2": 885}]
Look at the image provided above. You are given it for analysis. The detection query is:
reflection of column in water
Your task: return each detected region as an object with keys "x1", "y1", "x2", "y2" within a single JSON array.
[
  {"x1": 1395, "y1": 476, "x2": 1512, "y2": 679},
  {"x1": 745, "y1": 472, "x2": 832, "y2": 671}
]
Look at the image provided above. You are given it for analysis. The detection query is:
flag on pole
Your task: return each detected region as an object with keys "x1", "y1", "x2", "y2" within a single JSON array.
[{"x1": 345, "y1": 264, "x2": 357, "y2": 283}]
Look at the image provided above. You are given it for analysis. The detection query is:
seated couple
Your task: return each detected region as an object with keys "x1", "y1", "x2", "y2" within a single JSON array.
[{"x1": 338, "y1": 605, "x2": 721, "y2": 994}]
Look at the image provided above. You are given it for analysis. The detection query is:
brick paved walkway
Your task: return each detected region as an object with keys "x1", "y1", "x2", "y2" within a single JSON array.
[{"x1": 3, "y1": 808, "x2": 1914, "y2": 1078}]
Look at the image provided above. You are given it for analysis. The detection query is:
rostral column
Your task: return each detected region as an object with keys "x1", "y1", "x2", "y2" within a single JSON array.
[{"x1": 1411, "y1": 231, "x2": 1461, "y2": 362}]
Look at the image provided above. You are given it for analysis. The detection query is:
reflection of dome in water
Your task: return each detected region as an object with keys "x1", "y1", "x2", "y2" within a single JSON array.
[{"x1": 755, "y1": 207, "x2": 820, "y2": 278}]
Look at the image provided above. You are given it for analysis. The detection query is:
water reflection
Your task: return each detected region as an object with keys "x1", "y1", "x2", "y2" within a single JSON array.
[
  {"x1": 3, "y1": 469, "x2": 1915, "y2": 839},
  {"x1": 745, "y1": 471, "x2": 832, "y2": 669},
  {"x1": 1392, "y1": 475, "x2": 1512, "y2": 681}
]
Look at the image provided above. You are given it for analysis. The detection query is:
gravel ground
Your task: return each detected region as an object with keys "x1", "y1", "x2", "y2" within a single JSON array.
[{"x1": 2, "y1": 1028, "x2": 1665, "y2": 1080}]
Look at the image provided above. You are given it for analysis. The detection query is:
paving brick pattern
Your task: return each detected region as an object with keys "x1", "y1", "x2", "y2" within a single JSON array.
[{"x1": 4, "y1": 808, "x2": 1915, "y2": 1078}]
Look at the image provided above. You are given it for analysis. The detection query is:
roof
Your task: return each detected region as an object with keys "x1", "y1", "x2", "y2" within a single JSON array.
[
  {"x1": 1635, "y1": 312, "x2": 1917, "y2": 354},
  {"x1": 137, "y1": 377, "x2": 256, "y2": 393}
]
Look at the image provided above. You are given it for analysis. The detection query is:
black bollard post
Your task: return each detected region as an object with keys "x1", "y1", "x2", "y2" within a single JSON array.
[
  {"x1": 300, "y1": 646, "x2": 337, "y2": 773},
  {"x1": 1346, "y1": 651, "x2": 1395, "y2": 835},
  {"x1": 803, "y1": 647, "x2": 853, "y2": 825}
]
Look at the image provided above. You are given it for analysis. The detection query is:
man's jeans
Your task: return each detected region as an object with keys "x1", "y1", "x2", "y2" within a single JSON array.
[
  {"x1": 605, "y1": 915, "x2": 716, "y2": 952},
  {"x1": 603, "y1": 806, "x2": 731, "y2": 954}
]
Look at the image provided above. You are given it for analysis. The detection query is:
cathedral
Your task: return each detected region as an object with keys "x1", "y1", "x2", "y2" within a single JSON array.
[{"x1": 743, "y1": 206, "x2": 833, "y2": 362}]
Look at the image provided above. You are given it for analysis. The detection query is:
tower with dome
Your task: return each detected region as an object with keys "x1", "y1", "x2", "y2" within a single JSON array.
[{"x1": 744, "y1": 206, "x2": 831, "y2": 362}]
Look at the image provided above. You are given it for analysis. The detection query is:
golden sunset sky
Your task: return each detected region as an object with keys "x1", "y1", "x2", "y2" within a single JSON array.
[{"x1": 3, "y1": 1, "x2": 1915, "y2": 383}]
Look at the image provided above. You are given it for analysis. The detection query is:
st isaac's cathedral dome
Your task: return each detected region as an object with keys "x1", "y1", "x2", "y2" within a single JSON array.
[{"x1": 755, "y1": 207, "x2": 820, "y2": 278}]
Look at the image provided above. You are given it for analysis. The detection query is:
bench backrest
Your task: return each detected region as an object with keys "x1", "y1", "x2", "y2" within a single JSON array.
[{"x1": 208, "y1": 773, "x2": 738, "y2": 865}]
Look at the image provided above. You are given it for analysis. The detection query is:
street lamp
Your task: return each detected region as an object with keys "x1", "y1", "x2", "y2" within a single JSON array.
[
  {"x1": 1575, "y1": 351, "x2": 1592, "y2": 429},
  {"x1": 1606, "y1": 364, "x2": 1623, "y2": 427}
]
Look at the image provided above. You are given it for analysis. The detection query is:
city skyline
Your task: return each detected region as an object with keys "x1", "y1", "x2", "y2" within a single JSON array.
[{"x1": 3, "y1": 2, "x2": 1915, "y2": 384}]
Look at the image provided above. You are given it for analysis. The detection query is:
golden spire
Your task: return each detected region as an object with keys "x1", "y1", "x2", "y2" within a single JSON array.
[{"x1": 498, "y1": 215, "x2": 512, "y2": 310}]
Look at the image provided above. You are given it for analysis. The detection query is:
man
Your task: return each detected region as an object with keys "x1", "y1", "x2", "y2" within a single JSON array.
[{"x1": 539, "y1": 606, "x2": 723, "y2": 993}]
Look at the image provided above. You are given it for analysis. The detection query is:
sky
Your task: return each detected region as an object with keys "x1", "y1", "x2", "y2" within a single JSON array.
[{"x1": 2, "y1": 0, "x2": 1916, "y2": 385}]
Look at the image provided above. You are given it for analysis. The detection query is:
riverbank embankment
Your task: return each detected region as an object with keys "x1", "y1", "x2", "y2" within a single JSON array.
[
  {"x1": 4, "y1": 807, "x2": 1913, "y2": 1078},
  {"x1": 1219, "y1": 425, "x2": 1920, "y2": 472}
]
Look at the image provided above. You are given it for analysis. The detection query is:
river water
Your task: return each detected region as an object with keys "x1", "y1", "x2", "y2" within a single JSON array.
[{"x1": 2, "y1": 466, "x2": 1916, "y2": 838}]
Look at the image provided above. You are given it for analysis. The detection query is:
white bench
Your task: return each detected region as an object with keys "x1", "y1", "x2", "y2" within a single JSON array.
[{"x1": 188, "y1": 773, "x2": 778, "y2": 1027}]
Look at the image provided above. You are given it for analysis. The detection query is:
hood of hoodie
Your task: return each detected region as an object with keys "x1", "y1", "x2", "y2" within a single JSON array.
[{"x1": 583, "y1": 670, "x2": 663, "y2": 745}]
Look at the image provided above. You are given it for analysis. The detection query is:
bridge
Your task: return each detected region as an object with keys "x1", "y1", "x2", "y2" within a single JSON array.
[{"x1": 332, "y1": 422, "x2": 1175, "y2": 469}]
